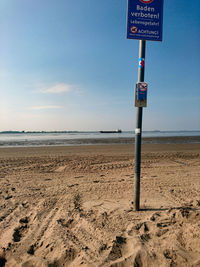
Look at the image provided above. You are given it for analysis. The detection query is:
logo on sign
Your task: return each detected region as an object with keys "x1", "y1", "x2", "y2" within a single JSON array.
[
  {"x1": 139, "y1": 0, "x2": 154, "y2": 4},
  {"x1": 130, "y1": 26, "x2": 138, "y2": 33}
]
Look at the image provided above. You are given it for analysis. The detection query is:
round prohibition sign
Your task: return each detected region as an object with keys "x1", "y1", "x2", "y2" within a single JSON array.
[
  {"x1": 139, "y1": 0, "x2": 153, "y2": 4},
  {"x1": 139, "y1": 83, "x2": 147, "y2": 92},
  {"x1": 130, "y1": 26, "x2": 138, "y2": 33}
]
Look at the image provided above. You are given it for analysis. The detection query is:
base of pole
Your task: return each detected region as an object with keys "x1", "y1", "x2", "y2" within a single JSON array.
[{"x1": 134, "y1": 172, "x2": 140, "y2": 211}]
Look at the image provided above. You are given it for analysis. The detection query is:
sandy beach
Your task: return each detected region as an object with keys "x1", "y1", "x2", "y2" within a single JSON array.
[{"x1": 0, "y1": 143, "x2": 200, "y2": 267}]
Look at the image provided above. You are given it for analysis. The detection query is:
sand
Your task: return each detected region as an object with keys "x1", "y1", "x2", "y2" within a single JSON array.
[{"x1": 0, "y1": 143, "x2": 200, "y2": 267}]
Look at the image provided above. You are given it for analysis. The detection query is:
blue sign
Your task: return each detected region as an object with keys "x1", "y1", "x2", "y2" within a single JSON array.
[
  {"x1": 136, "y1": 82, "x2": 148, "y2": 101},
  {"x1": 127, "y1": 0, "x2": 164, "y2": 41}
]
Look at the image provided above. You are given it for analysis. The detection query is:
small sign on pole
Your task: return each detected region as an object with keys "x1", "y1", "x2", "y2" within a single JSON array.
[
  {"x1": 135, "y1": 82, "x2": 148, "y2": 107},
  {"x1": 127, "y1": 0, "x2": 164, "y2": 41}
]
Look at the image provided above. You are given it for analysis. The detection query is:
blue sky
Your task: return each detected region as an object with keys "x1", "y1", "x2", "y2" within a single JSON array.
[{"x1": 0, "y1": 0, "x2": 200, "y2": 131}]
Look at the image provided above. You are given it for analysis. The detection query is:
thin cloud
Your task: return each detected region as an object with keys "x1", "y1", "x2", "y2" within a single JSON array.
[
  {"x1": 40, "y1": 83, "x2": 72, "y2": 94},
  {"x1": 30, "y1": 105, "x2": 62, "y2": 110}
]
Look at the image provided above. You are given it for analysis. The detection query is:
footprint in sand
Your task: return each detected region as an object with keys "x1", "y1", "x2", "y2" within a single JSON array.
[
  {"x1": 5, "y1": 195, "x2": 13, "y2": 200},
  {"x1": 150, "y1": 212, "x2": 161, "y2": 222},
  {"x1": 68, "y1": 184, "x2": 79, "y2": 188},
  {"x1": 140, "y1": 233, "x2": 151, "y2": 242},
  {"x1": 13, "y1": 225, "x2": 28, "y2": 242},
  {"x1": 19, "y1": 216, "x2": 29, "y2": 224},
  {"x1": 13, "y1": 216, "x2": 29, "y2": 242},
  {"x1": 55, "y1": 165, "x2": 67, "y2": 172},
  {"x1": 27, "y1": 244, "x2": 35, "y2": 255},
  {"x1": 107, "y1": 236, "x2": 127, "y2": 261}
]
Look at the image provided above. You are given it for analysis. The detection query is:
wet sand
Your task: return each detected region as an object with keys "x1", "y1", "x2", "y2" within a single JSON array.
[
  {"x1": 1, "y1": 135, "x2": 200, "y2": 147},
  {"x1": 0, "y1": 143, "x2": 200, "y2": 266}
]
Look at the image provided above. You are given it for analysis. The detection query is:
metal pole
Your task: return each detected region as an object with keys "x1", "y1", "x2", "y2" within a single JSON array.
[{"x1": 134, "y1": 40, "x2": 146, "y2": 211}]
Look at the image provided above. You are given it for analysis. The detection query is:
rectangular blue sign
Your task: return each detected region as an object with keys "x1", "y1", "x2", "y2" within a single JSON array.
[
  {"x1": 136, "y1": 82, "x2": 148, "y2": 101},
  {"x1": 127, "y1": 0, "x2": 164, "y2": 41}
]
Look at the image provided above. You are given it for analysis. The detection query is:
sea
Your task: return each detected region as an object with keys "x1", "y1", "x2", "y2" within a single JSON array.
[{"x1": 0, "y1": 131, "x2": 200, "y2": 147}]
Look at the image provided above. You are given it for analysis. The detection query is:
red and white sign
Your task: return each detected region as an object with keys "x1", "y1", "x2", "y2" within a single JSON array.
[
  {"x1": 139, "y1": 0, "x2": 153, "y2": 4},
  {"x1": 139, "y1": 58, "x2": 145, "y2": 68},
  {"x1": 138, "y1": 83, "x2": 147, "y2": 92},
  {"x1": 130, "y1": 26, "x2": 138, "y2": 33}
]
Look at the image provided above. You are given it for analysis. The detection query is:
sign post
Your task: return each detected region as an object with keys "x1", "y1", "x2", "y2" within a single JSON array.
[
  {"x1": 134, "y1": 40, "x2": 146, "y2": 211},
  {"x1": 127, "y1": 0, "x2": 164, "y2": 211}
]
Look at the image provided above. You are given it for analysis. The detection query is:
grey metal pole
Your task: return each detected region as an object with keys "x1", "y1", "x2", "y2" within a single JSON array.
[{"x1": 134, "y1": 40, "x2": 146, "y2": 211}]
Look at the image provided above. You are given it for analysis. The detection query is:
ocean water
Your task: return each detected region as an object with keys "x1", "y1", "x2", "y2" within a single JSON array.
[{"x1": 0, "y1": 131, "x2": 200, "y2": 147}]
